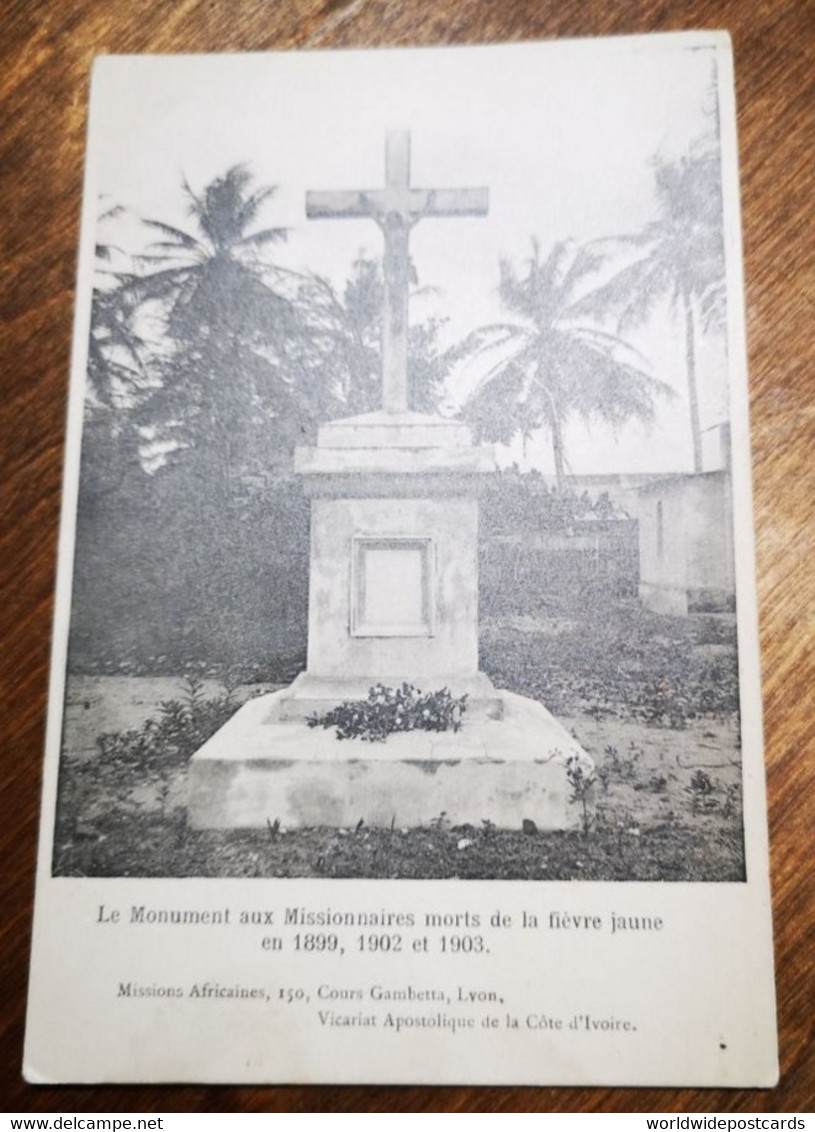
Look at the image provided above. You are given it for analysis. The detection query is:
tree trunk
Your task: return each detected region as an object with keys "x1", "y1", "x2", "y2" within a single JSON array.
[
  {"x1": 551, "y1": 414, "x2": 565, "y2": 489},
  {"x1": 683, "y1": 287, "x2": 703, "y2": 472},
  {"x1": 521, "y1": 429, "x2": 532, "y2": 472},
  {"x1": 537, "y1": 365, "x2": 566, "y2": 488}
]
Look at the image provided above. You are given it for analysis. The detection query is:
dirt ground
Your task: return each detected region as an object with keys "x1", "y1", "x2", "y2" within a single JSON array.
[
  {"x1": 567, "y1": 714, "x2": 741, "y2": 829},
  {"x1": 62, "y1": 675, "x2": 279, "y2": 761},
  {"x1": 61, "y1": 674, "x2": 741, "y2": 827},
  {"x1": 52, "y1": 672, "x2": 744, "y2": 879}
]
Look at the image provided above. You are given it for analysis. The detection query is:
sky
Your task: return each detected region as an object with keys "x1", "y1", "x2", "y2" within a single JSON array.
[{"x1": 86, "y1": 35, "x2": 738, "y2": 476}]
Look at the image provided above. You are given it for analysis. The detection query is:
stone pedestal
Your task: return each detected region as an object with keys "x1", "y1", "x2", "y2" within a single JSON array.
[
  {"x1": 188, "y1": 409, "x2": 593, "y2": 831},
  {"x1": 280, "y1": 410, "x2": 503, "y2": 721},
  {"x1": 188, "y1": 689, "x2": 589, "y2": 830}
]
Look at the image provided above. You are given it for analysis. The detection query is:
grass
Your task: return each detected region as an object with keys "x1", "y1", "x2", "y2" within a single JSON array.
[
  {"x1": 54, "y1": 813, "x2": 744, "y2": 881},
  {"x1": 480, "y1": 596, "x2": 739, "y2": 726}
]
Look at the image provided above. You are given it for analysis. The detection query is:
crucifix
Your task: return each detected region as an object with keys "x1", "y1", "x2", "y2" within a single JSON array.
[{"x1": 306, "y1": 131, "x2": 489, "y2": 414}]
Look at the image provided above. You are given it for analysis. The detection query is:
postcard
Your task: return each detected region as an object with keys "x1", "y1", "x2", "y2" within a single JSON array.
[{"x1": 24, "y1": 33, "x2": 778, "y2": 1085}]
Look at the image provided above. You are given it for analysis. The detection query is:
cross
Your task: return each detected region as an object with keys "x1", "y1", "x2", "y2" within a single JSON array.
[{"x1": 306, "y1": 131, "x2": 489, "y2": 414}]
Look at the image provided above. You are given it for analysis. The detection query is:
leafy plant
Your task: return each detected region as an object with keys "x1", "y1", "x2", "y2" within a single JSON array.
[
  {"x1": 307, "y1": 683, "x2": 467, "y2": 743},
  {"x1": 688, "y1": 769, "x2": 715, "y2": 795},
  {"x1": 567, "y1": 756, "x2": 596, "y2": 836},
  {"x1": 95, "y1": 677, "x2": 236, "y2": 775},
  {"x1": 601, "y1": 743, "x2": 641, "y2": 783},
  {"x1": 685, "y1": 768, "x2": 721, "y2": 814}
]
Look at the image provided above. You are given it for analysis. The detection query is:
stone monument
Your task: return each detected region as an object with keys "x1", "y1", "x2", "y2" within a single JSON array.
[{"x1": 188, "y1": 132, "x2": 591, "y2": 831}]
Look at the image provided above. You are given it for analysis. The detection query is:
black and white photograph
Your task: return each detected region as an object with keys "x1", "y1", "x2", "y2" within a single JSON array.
[
  {"x1": 52, "y1": 41, "x2": 747, "y2": 883},
  {"x1": 22, "y1": 33, "x2": 780, "y2": 1090}
]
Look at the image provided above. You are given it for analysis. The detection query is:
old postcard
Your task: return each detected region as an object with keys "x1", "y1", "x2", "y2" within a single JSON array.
[{"x1": 25, "y1": 34, "x2": 778, "y2": 1085}]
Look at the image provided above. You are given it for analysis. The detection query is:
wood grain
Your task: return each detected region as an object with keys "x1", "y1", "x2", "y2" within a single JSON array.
[{"x1": 1, "y1": 0, "x2": 813, "y2": 1113}]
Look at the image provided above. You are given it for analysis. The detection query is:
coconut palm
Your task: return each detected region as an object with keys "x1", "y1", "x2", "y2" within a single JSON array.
[
  {"x1": 577, "y1": 140, "x2": 725, "y2": 471},
  {"x1": 131, "y1": 166, "x2": 300, "y2": 478},
  {"x1": 461, "y1": 239, "x2": 671, "y2": 485},
  {"x1": 78, "y1": 205, "x2": 161, "y2": 497},
  {"x1": 295, "y1": 255, "x2": 450, "y2": 418}
]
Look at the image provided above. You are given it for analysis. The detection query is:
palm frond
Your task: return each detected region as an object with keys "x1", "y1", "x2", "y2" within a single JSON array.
[
  {"x1": 98, "y1": 203, "x2": 126, "y2": 223},
  {"x1": 142, "y1": 219, "x2": 203, "y2": 251},
  {"x1": 563, "y1": 324, "x2": 653, "y2": 370},
  {"x1": 568, "y1": 251, "x2": 665, "y2": 326},
  {"x1": 556, "y1": 242, "x2": 609, "y2": 306},
  {"x1": 126, "y1": 265, "x2": 196, "y2": 303},
  {"x1": 699, "y1": 279, "x2": 727, "y2": 332},
  {"x1": 181, "y1": 175, "x2": 208, "y2": 225},
  {"x1": 467, "y1": 337, "x2": 531, "y2": 398},
  {"x1": 235, "y1": 226, "x2": 288, "y2": 249},
  {"x1": 236, "y1": 185, "x2": 278, "y2": 230}
]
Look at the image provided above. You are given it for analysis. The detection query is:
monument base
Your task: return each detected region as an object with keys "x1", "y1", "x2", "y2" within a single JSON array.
[{"x1": 187, "y1": 689, "x2": 593, "y2": 831}]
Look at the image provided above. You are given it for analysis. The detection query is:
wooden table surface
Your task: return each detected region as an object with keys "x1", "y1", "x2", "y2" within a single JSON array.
[{"x1": 2, "y1": 0, "x2": 813, "y2": 1114}]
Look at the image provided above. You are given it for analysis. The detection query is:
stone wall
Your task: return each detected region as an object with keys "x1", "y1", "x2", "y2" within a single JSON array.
[{"x1": 638, "y1": 471, "x2": 735, "y2": 616}]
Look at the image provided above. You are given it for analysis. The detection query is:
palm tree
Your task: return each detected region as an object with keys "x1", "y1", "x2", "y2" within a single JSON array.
[
  {"x1": 131, "y1": 166, "x2": 298, "y2": 479},
  {"x1": 295, "y1": 255, "x2": 450, "y2": 418},
  {"x1": 578, "y1": 139, "x2": 725, "y2": 471},
  {"x1": 79, "y1": 204, "x2": 159, "y2": 497},
  {"x1": 461, "y1": 240, "x2": 671, "y2": 485}
]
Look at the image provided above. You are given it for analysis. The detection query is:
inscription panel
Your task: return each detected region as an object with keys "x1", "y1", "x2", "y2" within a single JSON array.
[{"x1": 351, "y1": 536, "x2": 435, "y2": 637}]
